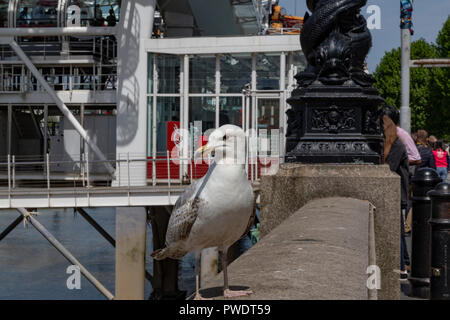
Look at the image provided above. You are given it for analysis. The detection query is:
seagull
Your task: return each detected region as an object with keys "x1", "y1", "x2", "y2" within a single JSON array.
[{"x1": 151, "y1": 124, "x2": 255, "y2": 299}]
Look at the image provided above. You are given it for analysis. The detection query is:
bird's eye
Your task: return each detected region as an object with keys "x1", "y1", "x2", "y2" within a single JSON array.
[{"x1": 223, "y1": 135, "x2": 227, "y2": 141}]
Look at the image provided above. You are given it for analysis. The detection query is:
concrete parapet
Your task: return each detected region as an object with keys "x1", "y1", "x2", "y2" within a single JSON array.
[
  {"x1": 260, "y1": 164, "x2": 401, "y2": 300},
  {"x1": 201, "y1": 197, "x2": 378, "y2": 299}
]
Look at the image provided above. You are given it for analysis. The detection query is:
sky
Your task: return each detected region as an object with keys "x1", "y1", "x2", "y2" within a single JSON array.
[{"x1": 278, "y1": 0, "x2": 450, "y2": 72}]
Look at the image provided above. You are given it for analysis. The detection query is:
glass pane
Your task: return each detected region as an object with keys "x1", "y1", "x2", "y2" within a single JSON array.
[
  {"x1": 258, "y1": 98, "x2": 280, "y2": 157},
  {"x1": 189, "y1": 97, "x2": 216, "y2": 150},
  {"x1": 287, "y1": 51, "x2": 307, "y2": 89},
  {"x1": 257, "y1": 53, "x2": 280, "y2": 90},
  {"x1": 0, "y1": 1, "x2": 8, "y2": 27},
  {"x1": 158, "y1": 54, "x2": 180, "y2": 94},
  {"x1": 148, "y1": 53, "x2": 154, "y2": 94},
  {"x1": 156, "y1": 97, "x2": 180, "y2": 154},
  {"x1": 189, "y1": 55, "x2": 216, "y2": 94},
  {"x1": 67, "y1": 0, "x2": 121, "y2": 27},
  {"x1": 147, "y1": 97, "x2": 153, "y2": 157},
  {"x1": 220, "y1": 53, "x2": 252, "y2": 94},
  {"x1": 258, "y1": 98, "x2": 279, "y2": 130},
  {"x1": 17, "y1": 0, "x2": 58, "y2": 27},
  {"x1": 219, "y1": 96, "x2": 242, "y2": 127}
]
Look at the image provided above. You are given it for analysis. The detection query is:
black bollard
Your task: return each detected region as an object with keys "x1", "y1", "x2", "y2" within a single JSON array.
[
  {"x1": 428, "y1": 182, "x2": 450, "y2": 300},
  {"x1": 409, "y1": 168, "x2": 441, "y2": 298}
]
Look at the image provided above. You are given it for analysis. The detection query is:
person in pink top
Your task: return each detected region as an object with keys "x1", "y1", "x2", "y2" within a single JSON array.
[
  {"x1": 397, "y1": 126, "x2": 422, "y2": 166},
  {"x1": 384, "y1": 105, "x2": 422, "y2": 166},
  {"x1": 433, "y1": 140, "x2": 450, "y2": 182}
]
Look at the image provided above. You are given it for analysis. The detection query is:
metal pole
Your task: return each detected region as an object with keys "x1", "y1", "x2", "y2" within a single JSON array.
[
  {"x1": 183, "y1": 54, "x2": 189, "y2": 179},
  {"x1": 86, "y1": 151, "x2": 90, "y2": 188},
  {"x1": 9, "y1": 40, "x2": 114, "y2": 175},
  {"x1": 152, "y1": 55, "x2": 157, "y2": 186},
  {"x1": 0, "y1": 216, "x2": 23, "y2": 242},
  {"x1": 16, "y1": 207, "x2": 115, "y2": 300},
  {"x1": 167, "y1": 150, "x2": 171, "y2": 204},
  {"x1": 0, "y1": 26, "x2": 116, "y2": 37},
  {"x1": 75, "y1": 208, "x2": 154, "y2": 285},
  {"x1": 46, "y1": 153, "x2": 50, "y2": 190},
  {"x1": 127, "y1": 153, "x2": 130, "y2": 187},
  {"x1": 7, "y1": 154, "x2": 11, "y2": 199},
  {"x1": 43, "y1": 104, "x2": 48, "y2": 155},
  {"x1": 7, "y1": 104, "x2": 11, "y2": 156},
  {"x1": 12, "y1": 155, "x2": 15, "y2": 189},
  {"x1": 400, "y1": 28, "x2": 411, "y2": 133}
]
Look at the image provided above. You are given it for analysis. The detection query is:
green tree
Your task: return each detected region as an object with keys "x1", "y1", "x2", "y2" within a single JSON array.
[
  {"x1": 373, "y1": 39, "x2": 437, "y2": 131},
  {"x1": 373, "y1": 16, "x2": 450, "y2": 139},
  {"x1": 428, "y1": 17, "x2": 450, "y2": 139}
]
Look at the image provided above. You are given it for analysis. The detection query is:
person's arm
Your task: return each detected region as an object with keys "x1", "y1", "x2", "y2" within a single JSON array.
[
  {"x1": 429, "y1": 151, "x2": 437, "y2": 170},
  {"x1": 447, "y1": 152, "x2": 450, "y2": 171}
]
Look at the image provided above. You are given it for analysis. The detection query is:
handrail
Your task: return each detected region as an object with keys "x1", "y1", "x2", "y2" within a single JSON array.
[{"x1": 0, "y1": 152, "x2": 277, "y2": 190}]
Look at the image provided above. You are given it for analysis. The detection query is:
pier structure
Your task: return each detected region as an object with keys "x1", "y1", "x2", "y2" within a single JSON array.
[{"x1": 0, "y1": 0, "x2": 304, "y2": 300}]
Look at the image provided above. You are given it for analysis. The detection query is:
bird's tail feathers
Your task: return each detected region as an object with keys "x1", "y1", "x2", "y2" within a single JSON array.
[
  {"x1": 150, "y1": 248, "x2": 168, "y2": 260},
  {"x1": 151, "y1": 245, "x2": 187, "y2": 260}
]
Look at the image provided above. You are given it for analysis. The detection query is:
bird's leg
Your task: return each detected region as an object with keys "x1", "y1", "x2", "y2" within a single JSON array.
[
  {"x1": 221, "y1": 248, "x2": 253, "y2": 298},
  {"x1": 193, "y1": 251, "x2": 211, "y2": 300}
]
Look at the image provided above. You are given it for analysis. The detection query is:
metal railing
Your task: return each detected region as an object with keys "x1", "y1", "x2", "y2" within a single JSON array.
[
  {"x1": 265, "y1": 27, "x2": 301, "y2": 35},
  {"x1": 0, "y1": 151, "x2": 279, "y2": 192},
  {"x1": 0, "y1": 63, "x2": 117, "y2": 92}
]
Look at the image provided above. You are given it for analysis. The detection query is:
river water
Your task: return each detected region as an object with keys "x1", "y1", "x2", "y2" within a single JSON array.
[{"x1": 0, "y1": 208, "x2": 198, "y2": 300}]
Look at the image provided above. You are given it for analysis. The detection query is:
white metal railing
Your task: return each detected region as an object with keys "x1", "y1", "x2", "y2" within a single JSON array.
[
  {"x1": 0, "y1": 36, "x2": 117, "y2": 61},
  {"x1": 0, "y1": 63, "x2": 117, "y2": 92},
  {"x1": 265, "y1": 27, "x2": 301, "y2": 35},
  {"x1": 0, "y1": 151, "x2": 279, "y2": 191}
]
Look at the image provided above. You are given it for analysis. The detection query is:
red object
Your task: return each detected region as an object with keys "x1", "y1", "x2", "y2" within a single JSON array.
[
  {"x1": 167, "y1": 121, "x2": 180, "y2": 155},
  {"x1": 433, "y1": 149, "x2": 449, "y2": 168},
  {"x1": 198, "y1": 135, "x2": 208, "y2": 149}
]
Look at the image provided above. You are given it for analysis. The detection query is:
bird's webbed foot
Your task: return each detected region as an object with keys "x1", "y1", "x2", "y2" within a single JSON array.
[
  {"x1": 194, "y1": 293, "x2": 213, "y2": 300},
  {"x1": 223, "y1": 288, "x2": 253, "y2": 298}
]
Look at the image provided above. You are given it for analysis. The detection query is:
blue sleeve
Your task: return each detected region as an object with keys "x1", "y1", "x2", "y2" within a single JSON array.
[{"x1": 429, "y1": 151, "x2": 436, "y2": 170}]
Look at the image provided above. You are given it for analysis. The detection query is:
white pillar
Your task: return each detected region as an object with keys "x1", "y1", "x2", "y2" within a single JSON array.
[
  {"x1": 115, "y1": 0, "x2": 155, "y2": 301},
  {"x1": 215, "y1": 54, "x2": 220, "y2": 128},
  {"x1": 400, "y1": 29, "x2": 411, "y2": 134},
  {"x1": 115, "y1": 207, "x2": 147, "y2": 300},
  {"x1": 182, "y1": 54, "x2": 190, "y2": 178},
  {"x1": 279, "y1": 52, "x2": 286, "y2": 162},
  {"x1": 200, "y1": 247, "x2": 219, "y2": 286},
  {"x1": 115, "y1": 0, "x2": 156, "y2": 186}
]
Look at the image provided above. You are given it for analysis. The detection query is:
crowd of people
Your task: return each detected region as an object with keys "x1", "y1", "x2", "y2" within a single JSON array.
[{"x1": 382, "y1": 105, "x2": 450, "y2": 281}]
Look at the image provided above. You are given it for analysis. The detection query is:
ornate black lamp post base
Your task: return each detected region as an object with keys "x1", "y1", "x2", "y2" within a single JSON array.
[
  {"x1": 285, "y1": 83, "x2": 384, "y2": 164},
  {"x1": 286, "y1": 0, "x2": 385, "y2": 164}
]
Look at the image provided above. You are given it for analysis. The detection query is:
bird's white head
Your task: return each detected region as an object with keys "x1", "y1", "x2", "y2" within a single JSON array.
[{"x1": 195, "y1": 124, "x2": 246, "y2": 165}]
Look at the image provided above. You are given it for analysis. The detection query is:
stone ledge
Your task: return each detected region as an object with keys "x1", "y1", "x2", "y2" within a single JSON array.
[
  {"x1": 199, "y1": 198, "x2": 371, "y2": 300},
  {"x1": 259, "y1": 163, "x2": 401, "y2": 300}
]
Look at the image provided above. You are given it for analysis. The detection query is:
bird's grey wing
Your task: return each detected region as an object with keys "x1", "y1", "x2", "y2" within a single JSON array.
[
  {"x1": 165, "y1": 178, "x2": 204, "y2": 245},
  {"x1": 165, "y1": 197, "x2": 201, "y2": 244},
  {"x1": 173, "y1": 178, "x2": 202, "y2": 212}
]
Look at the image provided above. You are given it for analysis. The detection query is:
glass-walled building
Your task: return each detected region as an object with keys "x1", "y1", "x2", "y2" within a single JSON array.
[
  {"x1": 0, "y1": 1, "x2": 306, "y2": 184},
  {"x1": 145, "y1": 34, "x2": 305, "y2": 179}
]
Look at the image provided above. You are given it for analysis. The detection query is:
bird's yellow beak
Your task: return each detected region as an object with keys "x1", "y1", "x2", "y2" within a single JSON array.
[{"x1": 195, "y1": 144, "x2": 215, "y2": 157}]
